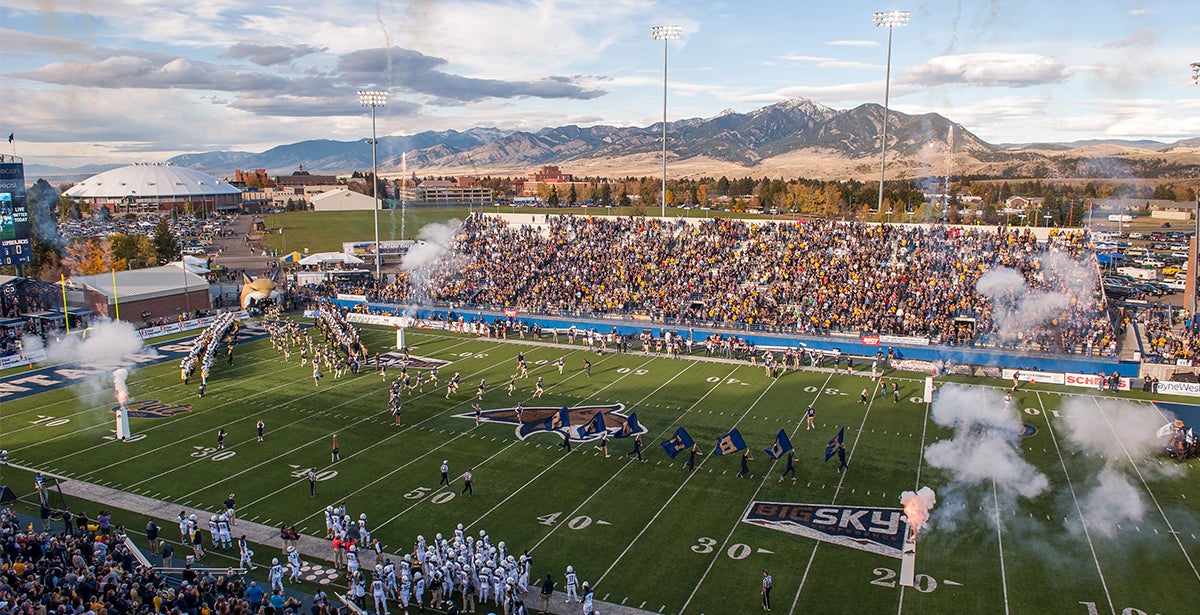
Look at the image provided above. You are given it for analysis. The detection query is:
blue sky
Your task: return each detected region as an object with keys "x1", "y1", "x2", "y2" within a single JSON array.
[{"x1": 1, "y1": 0, "x2": 1197, "y2": 168}]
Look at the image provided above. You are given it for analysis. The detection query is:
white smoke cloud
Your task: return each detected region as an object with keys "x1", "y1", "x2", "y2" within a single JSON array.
[
  {"x1": 39, "y1": 319, "x2": 149, "y2": 365},
  {"x1": 1059, "y1": 397, "x2": 1168, "y2": 462},
  {"x1": 401, "y1": 220, "x2": 463, "y2": 305},
  {"x1": 1075, "y1": 466, "x2": 1146, "y2": 538},
  {"x1": 976, "y1": 266, "x2": 1069, "y2": 342},
  {"x1": 403, "y1": 220, "x2": 462, "y2": 272},
  {"x1": 21, "y1": 319, "x2": 156, "y2": 404},
  {"x1": 924, "y1": 384, "x2": 1049, "y2": 529},
  {"x1": 1037, "y1": 251, "x2": 1100, "y2": 308},
  {"x1": 1055, "y1": 396, "x2": 1177, "y2": 535}
]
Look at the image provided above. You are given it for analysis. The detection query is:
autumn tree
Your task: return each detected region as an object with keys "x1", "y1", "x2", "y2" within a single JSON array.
[
  {"x1": 109, "y1": 233, "x2": 157, "y2": 269},
  {"x1": 153, "y1": 218, "x2": 179, "y2": 265},
  {"x1": 64, "y1": 238, "x2": 123, "y2": 275}
]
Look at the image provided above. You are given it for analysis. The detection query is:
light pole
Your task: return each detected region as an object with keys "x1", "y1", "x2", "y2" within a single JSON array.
[
  {"x1": 873, "y1": 10, "x2": 909, "y2": 214},
  {"x1": 1191, "y1": 63, "x2": 1199, "y2": 323},
  {"x1": 358, "y1": 89, "x2": 387, "y2": 283},
  {"x1": 652, "y1": 24, "x2": 681, "y2": 219}
]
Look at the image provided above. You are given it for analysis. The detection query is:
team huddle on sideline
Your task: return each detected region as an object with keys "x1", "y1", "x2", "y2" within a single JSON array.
[{"x1": 310, "y1": 500, "x2": 591, "y2": 615}]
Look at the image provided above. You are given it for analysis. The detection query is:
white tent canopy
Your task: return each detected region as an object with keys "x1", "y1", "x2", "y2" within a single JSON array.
[
  {"x1": 173, "y1": 256, "x2": 210, "y2": 274},
  {"x1": 299, "y1": 252, "x2": 365, "y2": 265}
]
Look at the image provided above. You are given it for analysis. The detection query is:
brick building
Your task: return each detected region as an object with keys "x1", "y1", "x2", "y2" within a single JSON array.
[{"x1": 68, "y1": 264, "x2": 211, "y2": 323}]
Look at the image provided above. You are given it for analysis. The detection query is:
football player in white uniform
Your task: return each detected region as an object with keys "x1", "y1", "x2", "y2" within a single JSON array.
[
  {"x1": 564, "y1": 565, "x2": 579, "y2": 603},
  {"x1": 269, "y1": 557, "x2": 285, "y2": 592},
  {"x1": 238, "y1": 535, "x2": 255, "y2": 570},
  {"x1": 287, "y1": 545, "x2": 301, "y2": 583},
  {"x1": 217, "y1": 514, "x2": 232, "y2": 549}
]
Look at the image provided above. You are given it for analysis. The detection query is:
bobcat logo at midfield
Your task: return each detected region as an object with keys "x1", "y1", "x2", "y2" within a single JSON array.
[
  {"x1": 454, "y1": 403, "x2": 646, "y2": 442},
  {"x1": 111, "y1": 399, "x2": 192, "y2": 419},
  {"x1": 376, "y1": 352, "x2": 450, "y2": 370}
]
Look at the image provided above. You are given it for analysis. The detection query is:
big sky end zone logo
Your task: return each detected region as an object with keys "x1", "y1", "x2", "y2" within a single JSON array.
[
  {"x1": 742, "y1": 501, "x2": 908, "y2": 559},
  {"x1": 110, "y1": 399, "x2": 192, "y2": 419},
  {"x1": 454, "y1": 403, "x2": 647, "y2": 443}
]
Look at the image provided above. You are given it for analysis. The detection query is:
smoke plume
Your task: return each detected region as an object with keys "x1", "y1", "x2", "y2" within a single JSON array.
[
  {"x1": 401, "y1": 220, "x2": 462, "y2": 303},
  {"x1": 1075, "y1": 466, "x2": 1145, "y2": 538},
  {"x1": 924, "y1": 384, "x2": 1048, "y2": 529},
  {"x1": 1055, "y1": 396, "x2": 1176, "y2": 535},
  {"x1": 976, "y1": 266, "x2": 1069, "y2": 342},
  {"x1": 36, "y1": 319, "x2": 150, "y2": 365}
]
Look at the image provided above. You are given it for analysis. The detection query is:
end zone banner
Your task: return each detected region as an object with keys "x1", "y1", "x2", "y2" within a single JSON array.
[
  {"x1": 1064, "y1": 372, "x2": 1130, "y2": 391},
  {"x1": 742, "y1": 501, "x2": 907, "y2": 559},
  {"x1": 1000, "y1": 368, "x2": 1065, "y2": 385}
]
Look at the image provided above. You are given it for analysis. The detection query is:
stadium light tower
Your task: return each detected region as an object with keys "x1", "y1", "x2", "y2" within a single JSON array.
[
  {"x1": 652, "y1": 24, "x2": 682, "y2": 218},
  {"x1": 1191, "y1": 63, "x2": 1200, "y2": 323},
  {"x1": 873, "y1": 10, "x2": 910, "y2": 214},
  {"x1": 358, "y1": 89, "x2": 387, "y2": 283}
]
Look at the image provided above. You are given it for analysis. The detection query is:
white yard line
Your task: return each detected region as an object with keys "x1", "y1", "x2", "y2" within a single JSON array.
[
  {"x1": 523, "y1": 361, "x2": 728, "y2": 552},
  {"x1": 897, "y1": 394, "x2": 933, "y2": 615},
  {"x1": 465, "y1": 358, "x2": 694, "y2": 532},
  {"x1": 4, "y1": 344, "x2": 320, "y2": 446},
  {"x1": 6, "y1": 326, "x2": 464, "y2": 448},
  {"x1": 114, "y1": 337, "x2": 487, "y2": 488},
  {"x1": 785, "y1": 374, "x2": 883, "y2": 615},
  {"x1": 1090, "y1": 397, "x2": 1200, "y2": 583},
  {"x1": 252, "y1": 347, "x2": 598, "y2": 520},
  {"x1": 1, "y1": 343, "x2": 292, "y2": 433},
  {"x1": 372, "y1": 352, "x2": 648, "y2": 534},
  {"x1": 609, "y1": 366, "x2": 798, "y2": 603},
  {"x1": 991, "y1": 478, "x2": 1011, "y2": 615},
  {"x1": 1037, "y1": 391, "x2": 1116, "y2": 615},
  {"x1": 11, "y1": 331, "x2": 470, "y2": 462},
  {"x1": 211, "y1": 342, "x2": 581, "y2": 506}
]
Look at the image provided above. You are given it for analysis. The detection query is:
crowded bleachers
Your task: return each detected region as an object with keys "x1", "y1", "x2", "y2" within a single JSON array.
[
  {"x1": 0, "y1": 507, "x2": 319, "y2": 615},
  {"x1": 1139, "y1": 304, "x2": 1200, "y2": 363},
  {"x1": 373, "y1": 215, "x2": 1114, "y2": 355}
]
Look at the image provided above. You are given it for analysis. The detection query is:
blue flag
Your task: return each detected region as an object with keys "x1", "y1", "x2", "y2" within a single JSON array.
[
  {"x1": 712, "y1": 428, "x2": 747, "y2": 456},
  {"x1": 764, "y1": 429, "x2": 793, "y2": 460},
  {"x1": 661, "y1": 427, "x2": 694, "y2": 459},
  {"x1": 615, "y1": 412, "x2": 640, "y2": 438},
  {"x1": 543, "y1": 407, "x2": 570, "y2": 432},
  {"x1": 581, "y1": 410, "x2": 606, "y2": 436},
  {"x1": 824, "y1": 427, "x2": 845, "y2": 462}
]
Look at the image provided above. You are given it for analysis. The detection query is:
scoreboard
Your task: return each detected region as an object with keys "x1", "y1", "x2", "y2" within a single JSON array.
[{"x1": 0, "y1": 161, "x2": 31, "y2": 265}]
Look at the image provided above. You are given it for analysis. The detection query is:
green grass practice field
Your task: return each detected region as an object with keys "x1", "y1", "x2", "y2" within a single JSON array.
[{"x1": 2, "y1": 322, "x2": 1198, "y2": 615}]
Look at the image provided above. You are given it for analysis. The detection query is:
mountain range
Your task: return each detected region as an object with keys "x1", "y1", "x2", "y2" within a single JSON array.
[{"x1": 29, "y1": 97, "x2": 1200, "y2": 182}]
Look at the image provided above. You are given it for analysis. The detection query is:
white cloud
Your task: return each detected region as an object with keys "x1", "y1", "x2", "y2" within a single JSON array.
[
  {"x1": 826, "y1": 40, "x2": 880, "y2": 47},
  {"x1": 1101, "y1": 28, "x2": 1155, "y2": 49},
  {"x1": 780, "y1": 55, "x2": 880, "y2": 71},
  {"x1": 903, "y1": 53, "x2": 1069, "y2": 87},
  {"x1": 1128, "y1": 8, "x2": 1151, "y2": 16}
]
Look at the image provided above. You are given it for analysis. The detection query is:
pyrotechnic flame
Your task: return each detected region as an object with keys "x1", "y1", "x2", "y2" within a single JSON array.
[
  {"x1": 113, "y1": 368, "x2": 130, "y2": 408},
  {"x1": 900, "y1": 486, "x2": 937, "y2": 533}
]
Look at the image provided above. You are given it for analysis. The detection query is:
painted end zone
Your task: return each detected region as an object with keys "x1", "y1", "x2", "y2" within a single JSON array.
[
  {"x1": 741, "y1": 501, "x2": 908, "y2": 559},
  {"x1": 1152, "y1": 401, "x2": 1200, "y2": 426}
]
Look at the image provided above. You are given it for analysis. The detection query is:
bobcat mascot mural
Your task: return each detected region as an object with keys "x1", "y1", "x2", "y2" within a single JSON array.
[{"x1": 240, "y1": 271, "x2": 281, "y2": 310}]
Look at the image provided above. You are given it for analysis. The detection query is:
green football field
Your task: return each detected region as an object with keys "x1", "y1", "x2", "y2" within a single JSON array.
[{"x1": 2, "y1": 323, "x2": 1198, "y2": 615}]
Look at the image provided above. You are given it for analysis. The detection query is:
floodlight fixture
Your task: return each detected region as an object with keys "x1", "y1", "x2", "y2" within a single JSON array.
[{"x1": 873, "y1": 10, "x2": 911, "y2": 27}]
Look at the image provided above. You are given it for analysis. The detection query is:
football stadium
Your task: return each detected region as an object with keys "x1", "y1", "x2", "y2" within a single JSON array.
[{"x1": 1, "y1": 211, "x2": 1197, "y2": 615}]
